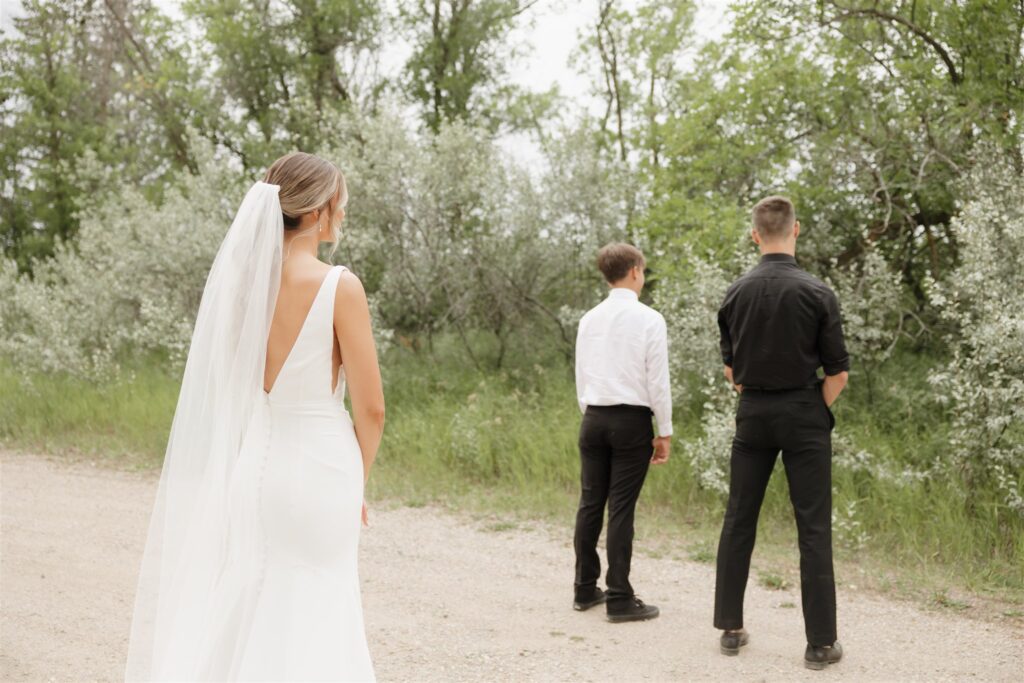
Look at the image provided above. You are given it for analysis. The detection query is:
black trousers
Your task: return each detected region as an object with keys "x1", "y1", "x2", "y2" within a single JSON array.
[
  {"x1": 713, "y1": 386, "x2": 837, "y2": 646},
  {"x1": 573, "y1": 404, "x2": 653, "y2": 606}
]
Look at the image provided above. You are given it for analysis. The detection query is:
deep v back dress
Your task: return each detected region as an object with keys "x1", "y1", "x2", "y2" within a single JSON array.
[{"x1": 192, "y1": 264, "x2": 374, "y2": 681}]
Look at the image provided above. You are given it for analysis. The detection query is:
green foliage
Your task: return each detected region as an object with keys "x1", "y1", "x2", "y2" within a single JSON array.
[
  {"x1": 400, "y1": 0, "x2": 540, "y2": 133},
  {"x1": 646, "y1": 0, "x2": 1024, "y2": 295},
  {"x1": 0, "y1": 0, "x2": 205, "y2": 269},
  {"x1": 184, "y1": 0, "x2": 384, "y2": 166},
  {"x1": 572, "y1": 0, "x2": 697, "y2": 166},
  {"x1": 645, "y1": 39, "x2": 829, "y2": 256}
]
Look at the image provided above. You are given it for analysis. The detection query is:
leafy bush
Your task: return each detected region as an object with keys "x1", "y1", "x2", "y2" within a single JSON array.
[
  {"x1": 0, "y1": 146, "x2": 243, "y2": 379},
  {"x1": 928, "y1": 154, "x2": 1024, "y2": 516},
  {"x1": 336, "y1": 117, "x2": 630, "y2": 367},
  {"x1": 0, "y1": 118, "x2": 631, "y2": 377},
  {"x1": 652, "y1": 244, "x2": 751, "y2": 494}
]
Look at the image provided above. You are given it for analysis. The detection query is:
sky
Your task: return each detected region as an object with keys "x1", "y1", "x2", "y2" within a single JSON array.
[{"x1": 503, "y1": 0, "x2": 731, "y2": 103}]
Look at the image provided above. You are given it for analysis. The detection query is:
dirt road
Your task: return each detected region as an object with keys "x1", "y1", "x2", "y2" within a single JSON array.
[{"x1": 1, "y1": 451, "x2": 1021, "y2": 681}]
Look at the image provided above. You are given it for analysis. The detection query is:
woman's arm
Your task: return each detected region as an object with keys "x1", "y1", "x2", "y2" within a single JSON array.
[{"x1": 333, "y1": 271, "x2": 385, "y2": 484}]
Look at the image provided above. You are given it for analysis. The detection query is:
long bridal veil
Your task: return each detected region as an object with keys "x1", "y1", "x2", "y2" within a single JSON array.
[{"x1": 125, "y1": 182, "x2": 284, "y2": 681}]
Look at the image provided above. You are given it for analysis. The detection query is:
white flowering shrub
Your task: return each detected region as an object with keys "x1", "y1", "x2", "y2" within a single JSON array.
[
  {"x1": 0, "y1": 138, "x2": 401, "y2": 380},
  {"x1": 927, "y1": 154, "x2": 1024, "y2": 515},
  {"x1": 653, "y1": 244, "x2": 756, "y2": 493},
  {"x1": 0, "y1": 146, "x2": 244, "y2": 379},
  {"x1": 330, "y1": 116, "x2": 628, "y2": 365},
  {"x1": 832, "y1": 499, "x2": 870, "y2": 551},
  {"x1": 831, "y1": 430, "x2": 927, "y2": 487},
  {"x1": 448, "y1": 392, "x2": 493, "y2": 479},
  {"x1": 827, "y1": 248, "x2": 906, "y2": 373},
  {"x1": 1, "y1": 116, "x2": 630, "y2": 378},
  {"x1": 654, "y1": 246, "x2": 735, "y2": 393}
]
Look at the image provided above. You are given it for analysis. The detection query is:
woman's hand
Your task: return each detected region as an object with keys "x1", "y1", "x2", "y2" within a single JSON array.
[{"x1": 361, "y1": 501, "x2": 369, "y2": 527}]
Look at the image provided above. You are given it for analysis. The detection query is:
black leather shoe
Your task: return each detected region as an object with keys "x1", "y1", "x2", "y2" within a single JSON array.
[
  {"x1": 804, "y1": 641, "x2": 843, "y2": 670},
  {"x1": 606, "y1": 597, "x2": 659, "y2": 623},
  {"x1": 573, "y1": 587, "x2": 607, "y2": 611},
  {"x1": 719, "y1": 629, "x2": 749, "y2": 656}
]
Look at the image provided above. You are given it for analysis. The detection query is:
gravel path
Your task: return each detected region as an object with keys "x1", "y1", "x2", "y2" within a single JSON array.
[{"x1": 1, "y1": 450, "x2": 1021, "y2": 682}]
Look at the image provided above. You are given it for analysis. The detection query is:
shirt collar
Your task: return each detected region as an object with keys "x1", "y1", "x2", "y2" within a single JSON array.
[
  {"x1": 608, "y1": 287, "x2": 639, "y2": 301},
  {"x1": 760, "y1": 253, "x2": 797, "y2": 264}
]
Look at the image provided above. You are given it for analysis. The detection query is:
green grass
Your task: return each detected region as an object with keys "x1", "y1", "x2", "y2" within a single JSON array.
[
  {"x1": 758, "y1": 572, "x2": 792, "y2": 591},
  {"x1": 1, "y1": 342, "x2": 1021, "y2": 612},
  {"x1": 0, "y1": 359, "x2": 178, "y2": 467}
]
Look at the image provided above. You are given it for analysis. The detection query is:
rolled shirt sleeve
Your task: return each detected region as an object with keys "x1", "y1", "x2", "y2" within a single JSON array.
[
  {"x1": 718, "y1": 301, "x2": 733, "y2": 368},
  {"x1": 646, "y1": 313, "x2": 674, "y2": 437},
  {"x1": 818, "y1": 288, "x2": 850, "y2": 376}
]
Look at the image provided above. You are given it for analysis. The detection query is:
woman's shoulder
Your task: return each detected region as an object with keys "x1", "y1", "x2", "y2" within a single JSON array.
[
  {"x1": 282, "y1": 257, "x2": 332, "y2": 283},
  {"x1": 333, "y1": 265, "x2": 367, "y2": 305}
]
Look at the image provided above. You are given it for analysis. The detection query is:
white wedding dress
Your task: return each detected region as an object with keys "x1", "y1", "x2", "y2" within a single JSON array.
[
  {"x1": 150, "y1": 266, "x2": 374, "y2": 681},
  {"x1": 126, "y1": 183, "x2": 374, "y2": 682},
  {"x1": 207, "y1": 264, "x2": 374, "y2": 681}
]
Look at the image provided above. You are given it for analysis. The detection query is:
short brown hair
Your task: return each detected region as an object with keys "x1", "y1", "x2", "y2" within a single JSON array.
[
  {"x1": 597, "y1": 243, "x2": 645, "y2": 283},
  {"x1": 752, "y1": 195, "x2": 796, "y2": 239}
]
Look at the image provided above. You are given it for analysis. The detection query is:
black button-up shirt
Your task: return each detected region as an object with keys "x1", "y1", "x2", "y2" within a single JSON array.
[{"x1": 718, "y1": 253, "x2": 850, "y2": 390}]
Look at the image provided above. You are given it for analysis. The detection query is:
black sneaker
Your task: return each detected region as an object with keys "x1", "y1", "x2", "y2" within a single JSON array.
[
  {"x1": 720, "y1": 629, "x2": 749, "y2": 656},
  {"x1": 573, "y1": 587, "x2": 607, "y2": 611},
  {"x1": 804, "y1": 641, "x2": 843, "y2": 670},
  {"x1": 606, "y1": 597, "x2": 659, "y2": 623}
]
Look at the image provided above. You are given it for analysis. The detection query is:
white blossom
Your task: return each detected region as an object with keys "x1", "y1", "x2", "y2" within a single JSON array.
[{"x1": 927, "y1": 152, "x2": 1024, "y2": 515}]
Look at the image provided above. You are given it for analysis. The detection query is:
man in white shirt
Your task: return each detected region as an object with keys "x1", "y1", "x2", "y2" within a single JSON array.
[{"x1": 572, "y1": 242, "x2": 672, "y2": 623}]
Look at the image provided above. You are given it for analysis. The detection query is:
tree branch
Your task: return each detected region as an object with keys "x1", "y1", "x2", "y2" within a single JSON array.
[{"x1": 828, "y1": 2, "x2": 963, "y2": 85}]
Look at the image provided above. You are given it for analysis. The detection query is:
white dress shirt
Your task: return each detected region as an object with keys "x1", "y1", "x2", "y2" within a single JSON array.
[{"x1": 575, "y1": 287, "x2": 673, "y2": 437}]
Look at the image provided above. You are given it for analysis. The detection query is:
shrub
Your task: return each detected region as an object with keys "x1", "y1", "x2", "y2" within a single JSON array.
[{"x1": 928, "y1": 153, "x2": 1024, "y2": 516}]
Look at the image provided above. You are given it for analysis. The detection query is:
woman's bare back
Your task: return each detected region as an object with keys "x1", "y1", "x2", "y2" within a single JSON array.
[{"x1": 264, "y1": 260, "x2": 343, "y2": 395}]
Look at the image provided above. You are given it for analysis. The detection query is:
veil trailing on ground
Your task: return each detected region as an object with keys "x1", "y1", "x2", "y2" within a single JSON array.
[{"x1": 125, "y1": 182, "x2": 284, "y2": 681}]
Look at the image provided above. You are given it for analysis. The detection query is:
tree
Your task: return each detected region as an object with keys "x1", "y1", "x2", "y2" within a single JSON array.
[
  {"x1": 0, "y1": 141, "x2": 245, "y2": 379},
  {"x1": 573, "y1": 0, "x2": 696, "y2": 167},
  {"x1": 184, "y1": 0, "x2": 385, "y2": 168},
  {"x1": 644, "y1": 0, "x2": 1024, "y2": 303},
  {"x1": 401, "y1": 0, "x2": 540, "y2": 133},
  {"x1": 0, "y1": 0, "x2": 206, "y2": 270},
  {"x1": 334, "y1": 117, "x2": 627, "y2": 368}
]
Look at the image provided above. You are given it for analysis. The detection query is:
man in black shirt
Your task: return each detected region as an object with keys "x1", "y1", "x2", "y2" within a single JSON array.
[{"x1": 713, "y1": 196, "x2": 849, "y2": 671}]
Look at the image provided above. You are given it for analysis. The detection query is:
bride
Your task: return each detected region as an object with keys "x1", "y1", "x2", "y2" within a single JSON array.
[{"x1": 125, "y1": 152, "x2": 385, "y2": 682}]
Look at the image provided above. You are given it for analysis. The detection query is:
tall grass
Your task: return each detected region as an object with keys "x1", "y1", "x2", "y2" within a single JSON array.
[
  {"x1": 1, "y1": 341, "x2": 1021, "y2": 599},
  {"x1": 371, "y1": 343, "x2": 1023, "y2": 596},
  {"x1": 0, "y1": 359, "x2": 178, "y2": 467}
]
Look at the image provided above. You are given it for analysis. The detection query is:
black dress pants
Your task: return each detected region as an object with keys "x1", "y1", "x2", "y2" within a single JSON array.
[
  {"x1": 713, "y1": 386, "x2": 837, "y2": 646},
  {"x1": 573, "y1": 404, "x2": 653, "y2": 607}
]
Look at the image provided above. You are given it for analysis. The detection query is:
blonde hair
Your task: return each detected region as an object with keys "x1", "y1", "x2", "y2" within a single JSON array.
[{"x1": 263, "y1": 152, "x2": 348, "y2": 253}]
